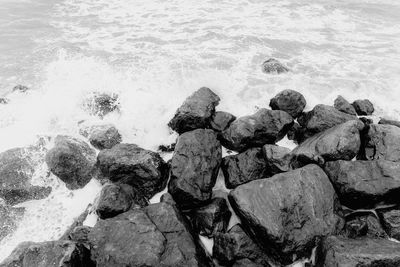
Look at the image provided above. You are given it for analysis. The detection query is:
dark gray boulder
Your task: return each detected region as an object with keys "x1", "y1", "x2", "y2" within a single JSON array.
[
  {"x1": 0, "y1": 204, "x2": 24, "y2": 241},
  {"x1": 261, "y1": 58, "x2": 289, "y2": 74},
  {"x1": 187, "y1": 197, "x2": 231, "y2": 237},
  {"x1": 210, "y1": 111, "x2": 236, "y2": 132},
  {"x1": 262, "y1": 144, "x2": 291, "y2": 175},
  {"x1": 83, "y1": 92, "x2": 120, "y2": 118},
  {"x1": 352, "y1": 99, "x2": 374, "y2": 115},
  {"x1": 88, "y1": 124, "x2": 122, "y2": 150},
  {"x1": 290, "y1": 120, "x2": 363, "y2": 168},
  {"x1": 94, "y1": 183, "x2": 148, "y2": 219},
  {"x1": 168, "y1": 129, "x2": 221, "y2": 209},
  {"x1": 213, "y1": 224, "x2": 272, "y2": 267},
  {"x1": 324, "y1": 160, "x2": 400, "y2": 209},
  {"x1": 97, "y1": 143, "x2": 169, "y2": 200},
  {"x1": 229, "y1": 164, "x2": 342, "y2": 265},
  {"x1": 379, "y1": 118, "x2": 400, "y2": 128},
  {"x1": 334, "y1": 95, "x2": 357, "y2": 116},
  {"x1": 316, "y1": 236, "x2": 400, "y2": 267},
  {"x1": 221, "y1": 148, "x2": 268, "y2": 189},
  {"x1": 342, "y1": 212, "x2": 386, "y2": 239},
  {"x1": 45, "y1": 135, "x2": 96, "y2": 190},
  {"x1": 220, "y1": 109, "x2": 293, "y2": 152},
  {"x1": 168, "y1": 87, "x2": 220, "y2": 134},
  {"x1": 269, "y1": 89, "x2": 306, "y2": 118},
  {"x1": 0, "y1": 240, "x2": 93, "y2": 267},
  {"x1": 380, "y1": 209, "x2": 400, "y2": 240},
  {"x1": 68, "y1": 225, "x2": 92, "y2": 244}
]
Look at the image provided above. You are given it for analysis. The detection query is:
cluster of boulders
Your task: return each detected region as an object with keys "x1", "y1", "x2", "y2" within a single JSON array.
[{"x1": 3, "y1": 86, "x2": 400, "y2": 267}]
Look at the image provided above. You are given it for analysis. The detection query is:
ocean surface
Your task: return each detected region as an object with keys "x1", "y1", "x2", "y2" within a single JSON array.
[{"x1": 0, "y1": 0, "x2": 400, "y2": 264}]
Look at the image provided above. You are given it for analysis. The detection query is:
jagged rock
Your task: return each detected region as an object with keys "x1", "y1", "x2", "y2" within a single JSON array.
[
  {"x1": 168, "y1": 87, "x2": 220, "y2": 134},
  {"x1": 352, "y1": 99, "x2": 374, "y2": 115},
  {"x1": 0, "y1": 205, "x2": 24, "y2": 241},
  {"x1": 359, "y1": 124, "x2": 400, "y2": 162},
  {"x1": 97, "y1": 143, "x2": 169, "y2": 200},
  {"x1": 269, "y1": 89, "x2": 306, "y2": 118},
  {"x1": 46, "y1": 135, "x2": 96, "y2": 190},
  {"x1": 187, "y1": 197, "x2": 231, "y2": 237},
  {"x1": 83, "y1": 92, "x2": 120, "y2": 118},
  {"x1": 0, "y1": 240, "x2": 93, "y2": 267},
  {"x1": 211, "y1": 111, "x2": 236, "y2": 132},
  {"x1": 168, "y1": 129, "x2": 221, "y2": 209},
  {"x1": 334, "y1": 95, "x2": 357, "y2": 116},
  {"x1": 94, "y1": 183, "x2": 148, "y2": 219},
  {"x1": 287, "y1": 122, "x2": 302, "y2": 142},
  {"x1": 88, "y1": 124, "x2": 122, "y2": 150},
  {"x1": 220, "y1": 109, "x2": 293, "y2": 152},
  {"x1": 316, "y1": 236, "x2": 400, "y2": 267},
  {"x1": 229, "y1": 164, "x2": 342, "y2": 265},
  {"x1": 343, "y1": 212, "x2": 386, "y2": 239},
  {"x1": 324, "y1": 160, "x2": 400, "y2": 209},
  {"x1": 379, "y1": 118, "x2": 400, "y2": 128},
  {"x1": 0, "y1": 147, "x2": 51, "y2": 205},
  {"x1": 12, "y1": 85, "x2": 29, "y2": 93},
  {"x1": 262, "y1": 144, "x2": 291, "y2": 175},
  {"x1": 68, "y1": 225, "x2": 92, "y2": 244},
  {"x1": 380, "y1": 209, "x2": 400, "y2": 240},
  {"x1": 221, "y1": 148, "x2": 268, "y2": 189},
  {"x1": 297, "y1": 104, "x2": 357, "y2": 141},
  {"x1": 261, "y1": 58, "x2": 289, "y2": 74},
  {"x1": 213, "y1": 224, "x2": 272, "y2": 266},
  {"x1": 290, "y1": 120, "x2": 363, "y2": 168}
]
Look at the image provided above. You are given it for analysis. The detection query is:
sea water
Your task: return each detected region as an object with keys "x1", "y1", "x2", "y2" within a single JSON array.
[{"x1": 0, "y1": 0, "x2": 400, "y2": 265}]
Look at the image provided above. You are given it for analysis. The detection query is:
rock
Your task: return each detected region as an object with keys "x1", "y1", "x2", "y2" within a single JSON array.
[
  {"x1": 213, "y1": 224, "x2": 272, "y2": 266},
  {"x1": 229, "y1": 164, "x2": 342, "y2": 265},
  {"x1": 220, "y1": 109, "x2": 293, "y2": 152},
  {"x1": 359, "y1": 124, "x2": 400, "y2": 162},
  {"x1": 210, "y1": 111, "x2": 236, "y2": 132},
  {"x1": 297, "y1": 104, "x2": 357, "y2": 141},
  {"x1": 0, "y1": 240, "x2": 93, "y2": 267},
  {"x1": 380, "y1": 209, "x2": 400, "y2": 240},
  {"x1": 221, "y1": 148, "x2": 269, "y2": 189},
  {"x1": 88, "y1": 124, "x2": 122, "y2": 150},
  {"x1": 158, "y1": 143, "x2": 175, "y2": 152},
  {"x1": 97, "y1": 143, "x2": 169, "y2": 200},
  {"x1": 168, "y1": 129, "x2": 221, "y2": 209},
  {"x1": 187, "y1": 197, "x2": 231, "y2": 237},
  {"x1": 269, "y1": 89, "x2": 306, "y2": 118},
  {"x1": 379, "y1": 118, "x2": 400, "y2": 128},
  {"x1": 0, "y1": 98, "x2": 9, "y2": 104},
  {"x1": 168, "y1": 87, "x2": 220, "y2": 134},
  {"x1": 83, "y1": 92, "x2": 120, "y2": 118},
  {"x1": 262, "y1": 144, "x2": 291, "y2": 175},
  {"x1": 0, "y1": 147, "x2": 51, "y2": 205},
  {"x1": 324, "y1": 160, "x2": 400, "y2": 209},
  {"x1": 45, "y1": 135, "x2": 96, "y2": 190},
  {"x1": 160, "y1": 192, "x2": 176, "y2": 205},
  {"x1": 0, "y1": 205, "x2": 24, "y2": 241},
  {"x1": 352, "y1": 99, "x2": 374, "y2": 115},
  {"x1": 68, "y1": 225, "x2": 92, "y2": 244},
  {"x1": 94, "y1": 183, "x2": 148, "y2": 219},
  {"x1": 316, "y1": 236, "x2": 400, "y2": 267},
  {"x1": 287, "y1": 122, "x2": 302, "y2": 142},
  {"x1": 290, "y1": 120, "x2": 363, "y2": 168},
  {"x1": 12, "y1": 85, "x2": 29, "y2": 93},
  {"x1": 261, "y1": 58, "x2": 289, "y2": 74},
  {"x1": 232, "y1": 259, "x2": 264, "y2": 267},
  {"x1": 334, "y1": 95, "x2": 357, "y2": 116},
  {"x1": 343, "y1": 213, "x2": 386, "y2": 239}
]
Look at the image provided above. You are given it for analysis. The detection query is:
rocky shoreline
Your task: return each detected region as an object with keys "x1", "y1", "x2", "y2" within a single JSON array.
[{"x1": 2, "y1": 86, "x2": 400, "y2": 266}]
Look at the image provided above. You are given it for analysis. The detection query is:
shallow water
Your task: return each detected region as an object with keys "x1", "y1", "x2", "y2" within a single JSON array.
[{"x1": 0, "y1": 0, "x2": 400, "y2": 264}]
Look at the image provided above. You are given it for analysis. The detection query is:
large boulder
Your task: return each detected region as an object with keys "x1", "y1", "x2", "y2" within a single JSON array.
[
  {"x1": 45, "y1": 135, "x2": 96, "y2": 190},
  {"x1": 0, "y1": 240, "x2": 93, "y2": 267},
  {"x1": 0, "y1": 204, "x2": 24, "y2": 241},
  {"x1": 380, "y1": 209, "x2": 400, "y2": 240},
  {"x1": 297, "y1": 104, "x2": 357, "y2": 141},
  {"x1": 229, "y1": 164, "x2": 342, "y2": 265},
  {"x1": 352, "y1": 99, "x2": 374, "y2": 115},
  {"x1": 83, "y1": 92, "x2": 120, "y2": 118},
  {"x1": 168, "y1": 87, "x2": 220, "y2": 134},
  {"x1": 210, "y1": 111, "x2": 236, "y2": 132},
  {"x1": 269, "y1": 89, "x2": 306, "y2": 118},
  {"x1": 290, "y1": 120, "x2": 363, "y2": 168},
  {"x1": 87, "y1": 124, "x2": 122, "y2": 150},
  {"x1": 324, "y1": 160, "x2": 400, "y2": 209},
  {"x1": 213, "y1": 224, "x2": 272, "y2": 266},
  {"x1": 262, "y1": 144, "x2": 291, "y2": 175},
  {"x1": 261, "y1": 58, "x2": 289, "y2": 74},
  {"x1": 220, "y1": 109, "x2": 293, "y2": 152},
  {"x1": 334, "y1": 95, "x2": 357, "y2": 116},
  {"x1": 316, "y1": 236, "x2": 400, "y2": 266},
  {"x1": 97, "y1": 143, "x2": 169, "y2": 200},
  {"x1": 359, "y1": 124, "x2": 400, "y2": 162},
  {"x1": 221, "y1": 148, "x2": 269, "y2": 189},
  {"x1": 168, "y1": 129, "x2": 221, "y2": 209}
]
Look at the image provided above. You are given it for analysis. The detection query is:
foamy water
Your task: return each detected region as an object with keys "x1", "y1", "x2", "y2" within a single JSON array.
[{"x1": 0, "y1": 0, "x2": 400, "y2": 264}]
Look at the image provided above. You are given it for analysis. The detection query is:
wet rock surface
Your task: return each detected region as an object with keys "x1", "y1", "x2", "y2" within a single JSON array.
[
  {"x1": 168, "y1": 129, "x2": 221, "y2": 209},
  {"x1": 168, "y1": 87, "x2": 220, "y2": 134},
  {"x1": 352, "y1": 99, "x2": 374, "y2": 115},
  {"x1": 88, "y1": 124, "x2": 122, "y2": 150},
  {"x1": 269, "y1": 89, "x2": 306, "y2": 118},
  {"x1": 229, "y1": 164, "x2": 342, "y2": 265},
  {"x1": 210, "y1": 111, "x2": 236, "y2": 132},
  {"x1": 334, "y1": 95, "x2": 357, "y2": 116},
  {"x1": 262, "y1": 144, "x2": 291, "y2": 175},
  {"x1": 261, "y1": 58, "x2": 289, "y2": 74},
  {"x1": 220, "y1": 108, "x2": 293, "y2": 152}
]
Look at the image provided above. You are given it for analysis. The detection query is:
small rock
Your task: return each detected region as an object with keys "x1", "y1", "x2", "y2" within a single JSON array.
[
  {"x1": 352, "y1": 99, "x2": 374, "y2": 115},
  {"x1": 160, "y1": 192, "x2": 176, "y2": 205},
  {"x1": 380, "y1": 209, "x2": 400, "y2": 240},
  {"x1": 158, "y1": 143, "x2": 176, "y2": 152},
  {"x1": 261, "y1": 58, "x2": 289, "y2": 74},
  {"x1": 210, "y1": 111, "x2": 236, "y2": 132},
  {"x1": 87, "y1": 124, "x2": 122, "y2": 150},
  {"x1": 68, "y1": 225, "x2": 92, "y2": 244},
  {"x1": 168, "y1": 87, "x2": 220, "y2": 134},
  {"x1": 0, "y1": 98, "x2": 9, "y2": 104},
  {"x1": 83, "y1": 92, "x2": 120, "y2": 118},
  {"x1": 12, "y1": 85, "x2": 29, "y2": 93},
  {"x1": 0, "y1": 204, "x2": 25, "y2": 241},
  {"x1": 269, "y1": 89, "x2": 306, "y2": 118},
  {"x1": 379, "y1": 118, "x2": 400, "y2": 128},
  {"x1": 334, "y1": 95, "x2": 357, "y2": 116},
  {"x1": 262, "y1": 144, "x2": 291, "y2": 175},
  {"x1": 220, "y1": 108, "x2": 293, "y2": 152},
  {"x1": 343, "y1": 213, "x2": 386, "y2": 239}
]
